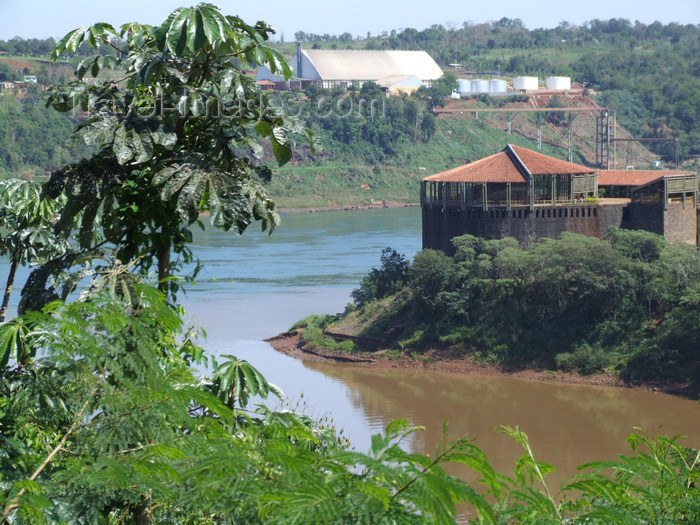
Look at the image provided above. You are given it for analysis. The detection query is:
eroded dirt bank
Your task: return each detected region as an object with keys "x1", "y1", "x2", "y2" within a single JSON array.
[
  {"x1": 265, "y1": 330, "x2": 699, "y2": 399},
  {"x1": 278, "y1": 201, "x2": 419, "y2": 214}
]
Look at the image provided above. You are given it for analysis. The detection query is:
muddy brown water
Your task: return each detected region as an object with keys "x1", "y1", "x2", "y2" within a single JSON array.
[{"x1": 302, "y1": 360, "x2": 700, "y2": 487}]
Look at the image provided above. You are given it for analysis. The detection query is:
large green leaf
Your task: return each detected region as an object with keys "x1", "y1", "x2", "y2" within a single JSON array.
[
  {"x1": 50, "y1": 23, "x2": 117, "y2": 59},
  {"x1": 271, "y1": 125, "x2": 292, "y2": 166},
  {"x1": 76, "y1": 115, "x2": 119, "y2": 147},
  {"x1": 263, "y1": 47, "x2": 293, "y2": 79},
  {"x1": 198, "y1": 3, "x2": 229, "y2": 46},
  {"x1": 210, "y1": 354, "x2": 282, "y2": 408},
  {"x1": 0, "y1": 317, "x2": 32, "y2": 366},
  {"x1": 161, "y1": 3, "x2": 232, "y2": 57},
  {"x1": 166, "y1": 8, "x2": 190, "y2": 56},
  {"x1": 112, "y1": 125, "x2": 133, "y2": 164},
  {"x1": 254, "y1": 120, "x2": 292, "y2": 166}
]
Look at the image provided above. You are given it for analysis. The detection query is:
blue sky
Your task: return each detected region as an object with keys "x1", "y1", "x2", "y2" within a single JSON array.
[{"x1": 1, "y1": 0, "x2": 699, "y2": 41}]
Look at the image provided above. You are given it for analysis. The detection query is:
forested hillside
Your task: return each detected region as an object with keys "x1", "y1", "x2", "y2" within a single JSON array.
[
  {"x1": 1, "y1": 18, "x2": 698, "y2": 202},
  {"x1": 282, "y1": 19, "x2": 700, "y2": 162},
  {"x1": 0, "y1": 91, "x2": 89, "y2": 178}
]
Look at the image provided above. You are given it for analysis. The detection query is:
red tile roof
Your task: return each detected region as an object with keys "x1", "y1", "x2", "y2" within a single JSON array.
[
  {"x1": 423, "y1": 145, "x2": 595, "y2": 183},
  {"x1": 510, "y1": 145, "x2": 594, "y2": 175},
  {"x1": 423, "y1": 151, "x2": 526, "y2": 183},
  {"x1": 598, "y1": 170, "x2": 695, "y2": 187}
]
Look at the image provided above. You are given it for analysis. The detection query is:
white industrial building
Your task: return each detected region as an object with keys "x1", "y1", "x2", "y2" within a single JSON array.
[{"x1": 256, "y1": 44, "x2": 443, "y2": 90}]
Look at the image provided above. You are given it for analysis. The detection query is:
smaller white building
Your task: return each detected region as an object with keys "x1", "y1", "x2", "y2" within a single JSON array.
[{"x1": 376, "y1": 74, "x2": 423, "y2": 95}]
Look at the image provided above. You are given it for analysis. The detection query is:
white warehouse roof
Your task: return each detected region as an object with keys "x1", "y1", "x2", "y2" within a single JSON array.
[{"x1": 295, "y1": 49, "x2": 443, "y2": 82}]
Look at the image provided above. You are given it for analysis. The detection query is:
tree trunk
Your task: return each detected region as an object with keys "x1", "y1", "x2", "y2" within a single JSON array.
[
  {"x1": 137, "y1": 495, "x2": 152, "y2": 525},
  {"x1": 0, "y1": 258, "x2": 19, "y2": 322},
  {"x1": 157, "y1": 243, "x2": 171, "y2": 294}
]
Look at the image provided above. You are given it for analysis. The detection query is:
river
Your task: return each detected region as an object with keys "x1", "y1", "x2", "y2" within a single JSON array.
[
  {"x1": 177, "y1": 206, "x2": 700, "y2": 491},
  {"x1": 3, "y1": 206, "x2": 699, "y2": 502}
]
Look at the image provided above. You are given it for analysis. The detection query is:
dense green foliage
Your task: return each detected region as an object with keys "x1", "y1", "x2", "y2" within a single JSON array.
[
  {"x1": 0, "y1": 93, "x2": 88, "y2": 178},
  {"x1": 0, "y1": 179, "x2": 68, "y2": 324},
  {"x1": 0, "y1": 38, "x2": 57, "y2": 58},
  {"x1": 4, "y1": 291, "x2": 697, "y2": 524},
  {"x1": 1, "y1": 289, "x2": 494, "y2": 523},
  {"x1": 340, "y1": 229, "x2": 700, "y2": 385},
  {"x1": 296, "y1": 81, "x2": 437, "y2": 164},
  {"x1": 351, "y1": 247, "x2": 410, "y2": 307}
]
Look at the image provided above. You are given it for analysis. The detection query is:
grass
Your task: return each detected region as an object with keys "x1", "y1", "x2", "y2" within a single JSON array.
[
  {"x1": 267, "y1": 110, "x2": 591, "y2": 209},
  {"x1": 270, "y1": 163, "x2": 418, "y2": 208},
  {"x1": 0, "y1": 55, "x2": 64, "y2": 64},
  {"x1": 293, "y1": 314, "x2": 357, "y2": 352}
]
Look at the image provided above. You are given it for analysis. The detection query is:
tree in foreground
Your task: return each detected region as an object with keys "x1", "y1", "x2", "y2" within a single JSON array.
[
  {"x1": 0, "y1": 4, "x2": 485, "y2": 523},
  {"x1": 0, "y1": 179, "x2": 68, "y2": 324},
  {"x1": 22, "y1": 1, "x2": 314, "y2": 312}
]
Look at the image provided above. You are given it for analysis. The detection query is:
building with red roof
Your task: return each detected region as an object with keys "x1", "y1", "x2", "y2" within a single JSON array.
[{"x1": 421, "y1": 145, "x2": 698, "y2": 252}]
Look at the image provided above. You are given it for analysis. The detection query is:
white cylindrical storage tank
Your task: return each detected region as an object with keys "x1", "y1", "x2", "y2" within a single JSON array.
[
  {"x1": 471, "y1": 79, "x2": 489, "y2": 93},
  {"x1": 513, "y1": 76, "x2": 538, "y2": 91},
  {"x1": 457, "y1": 79, "x2": 471, "y2": 94},
  {"x1": 489, "y1": 79, "x2": 507, "y2": 93},
  {"x1": 545, "y1": 76, "x2": 571, "y2": 90}
]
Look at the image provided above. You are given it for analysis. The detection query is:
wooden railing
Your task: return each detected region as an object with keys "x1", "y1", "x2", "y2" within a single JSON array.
[
  {"x1": 668, "y1": 196, "x2": 696, "y2": 204},
  {"x1": 423, "y1": 198, "x2": 601, "y2": 207}
]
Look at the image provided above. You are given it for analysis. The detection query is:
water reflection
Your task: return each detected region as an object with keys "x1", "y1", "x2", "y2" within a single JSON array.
[{"x1": 302, "y1": 360, "x2": 700, "y2": 487}]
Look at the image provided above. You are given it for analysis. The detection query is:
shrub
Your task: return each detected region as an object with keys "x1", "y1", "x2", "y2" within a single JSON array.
[
  {"x1": 555, "y1": 343, "x2": 612, "y2": 375},
  {"x1": 407, "y1": 249, "x2": 456, "y2": 314},
  {"x1": 351, "y1": 247, "x2": 409, "y2": 307}
]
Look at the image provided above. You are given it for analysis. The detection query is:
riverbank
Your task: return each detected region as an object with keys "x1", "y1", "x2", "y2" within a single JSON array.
[
  {"x1": 266, "y1": 330, "x2": 699, "y2": 399},
  {"x1": 278, "y1": 200, "x2": 419, "y2": 214}
]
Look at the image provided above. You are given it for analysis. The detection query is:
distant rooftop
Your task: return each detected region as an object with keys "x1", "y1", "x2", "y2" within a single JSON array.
[
  {"x1": 423, "y1": 145, "x2": 595, "y2": 183},
  {"x1": 299, "y1": 49, "x2": 443, "y2": 81},
  {"x1": 599, "y1": 170, "x2": 695, "y2": 187}
]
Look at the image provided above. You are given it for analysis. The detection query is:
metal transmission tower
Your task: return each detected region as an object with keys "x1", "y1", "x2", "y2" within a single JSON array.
[
  {"x1": 595, "y1": 110, "x2": 610, "y2": 169},
  {"x1": 568, "y1": 112, "x2": 574, "y2": 162}
]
